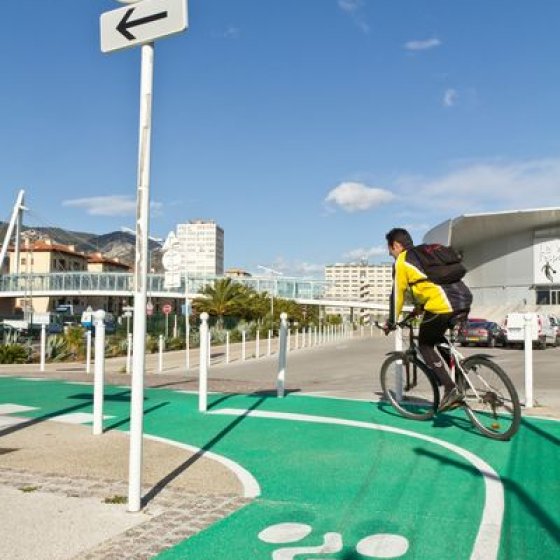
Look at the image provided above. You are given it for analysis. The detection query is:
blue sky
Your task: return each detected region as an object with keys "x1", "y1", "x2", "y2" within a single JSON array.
[{"x1": 2, "y1": 0, "x2": 560, "y2": 277}]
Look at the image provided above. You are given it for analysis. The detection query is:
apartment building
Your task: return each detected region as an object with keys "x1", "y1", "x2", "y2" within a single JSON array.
[
  {"x1": 5, "y1": 240, "x2": 129, "y2": 316},
  {"x1": 324, "y1": 262, "x2": 393, "y2": 320},
  {"x1": 175, "y1": 220, "x2": 224, "y2": 276}
]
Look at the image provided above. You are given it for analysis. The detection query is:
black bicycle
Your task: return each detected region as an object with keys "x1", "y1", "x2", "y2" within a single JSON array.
[{"x1": 377, "y1": 312, "x2": 521, "y2": 441}]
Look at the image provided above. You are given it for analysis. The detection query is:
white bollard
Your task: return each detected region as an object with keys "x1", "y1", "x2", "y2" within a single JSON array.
[
  {"x1": 158, "y1": 334, "x2": 164, "y2": 373},
  {"x1": 226, "y1": 331, "x2": 230, "y2": 364},
  {"x1": 277, "y1": 312, "x2": 288, "y2": 397},
  {"x1": 40, "y1": 324, "x2": 46, "y2": 372},
  {"x1": 255, "y1": 330, "x2": 260, "y2": 358},
  {"x1": 241, "y1": 331, "x2": 246, "y2": 361},
  {"x1": 267, "y1": 330, "x2": 272, "y2": 356},
  {"x1": 173, "y1": 315, "x2": 178, "y2": 339},
  {"x1": 185, "y1": 318, "x2": 190, "y2": 370},
  {"x1": 287, "y1": 329, "x2": 291, "y2": 352},
  {"x1": 92, "y1": 310, "x2": 106, "y2": 436},
  {"x1": 295, "y1": 328, "x2": 299, "y2": 349},
  {"x1": 524, "y1": 314, "x2": 534, "y2": 408},
  {"x1": 361, "y1": 325, "x2": 364, "y2": 338},
  {"x1": 199, "y1": 313, "x2": 209, "y2": 412},
  {"x1": 395, "y1": 325, "x2": 404, "y2": 402},
  {"x1": 126, "y1": 332, "x2": 132, "y2": 374},
  {"x1": 207, "y1": 329, "x2": 211, "y2": 368},
  {"x1": 85, "y1": 330, "x2": 92, "y2": 374}
]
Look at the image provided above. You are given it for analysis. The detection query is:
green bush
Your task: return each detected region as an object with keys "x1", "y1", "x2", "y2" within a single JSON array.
[
  {"x1": 166, "y1": 337, "x2": 185, "y2": 351},
  {"x1": 46, "y1": 335, "x2": 70, "y2": 362},
  {"x1": 0, "y1": 344, "x2": 30, "y2": 364}
]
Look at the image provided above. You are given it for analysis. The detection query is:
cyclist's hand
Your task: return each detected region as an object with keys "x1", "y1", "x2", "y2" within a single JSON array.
[{"x1": 382, "y1": 321, "x2": 396, "y2": 336}]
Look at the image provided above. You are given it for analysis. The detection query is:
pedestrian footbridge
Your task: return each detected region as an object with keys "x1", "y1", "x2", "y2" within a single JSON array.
[{"x1": 0, "y1": 272, "x2": 388, "y2": 310}]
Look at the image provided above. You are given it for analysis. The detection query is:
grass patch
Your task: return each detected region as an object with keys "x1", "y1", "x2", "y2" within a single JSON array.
[
  {"x1": 19, "y1": 485, "x2": 39, "y2": 493},
  {"x1": 104, "y1": 495, "x2": 127, "y2": 504}
]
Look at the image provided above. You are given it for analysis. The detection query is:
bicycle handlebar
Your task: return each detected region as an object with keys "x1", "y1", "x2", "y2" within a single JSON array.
[{"x1": 374, "y1": 309, "x2": 420, "y2": 333}]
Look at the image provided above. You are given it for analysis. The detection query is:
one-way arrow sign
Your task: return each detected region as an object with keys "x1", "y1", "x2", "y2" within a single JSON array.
[{"x1": 101, "y1": 0, "x2": 187, "y2": 54}]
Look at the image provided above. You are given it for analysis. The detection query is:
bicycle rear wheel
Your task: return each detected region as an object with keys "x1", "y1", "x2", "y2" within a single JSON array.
[
  {"x1": 380, "y1": 353, "x2": 438, "y2": 420},
  {"x1": 458, "y1": 356, "x2": 521, "y2": 440}
]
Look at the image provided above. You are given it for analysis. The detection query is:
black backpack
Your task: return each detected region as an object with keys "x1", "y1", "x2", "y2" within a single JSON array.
[{"x1": 408, "y1": 244, "x2": 467, "y2": 285}]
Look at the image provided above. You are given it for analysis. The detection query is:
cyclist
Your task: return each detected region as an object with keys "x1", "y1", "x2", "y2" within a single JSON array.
[{"x1": 384, "y1": 228, "x2": 473, "y2": 411}]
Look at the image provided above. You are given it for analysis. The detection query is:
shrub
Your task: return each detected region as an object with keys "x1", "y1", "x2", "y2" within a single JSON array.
[
  {"x1": 46, "y1": 335, "x2": 70, "y2": 362},
  {"x1": 0, "y1": 344, "x2": 30, "y2": 364},
  {"x1": 166, "y1": 337, "x2": 185, "y2": 351}
]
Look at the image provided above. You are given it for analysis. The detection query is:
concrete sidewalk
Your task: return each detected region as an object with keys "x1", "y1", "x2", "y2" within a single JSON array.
[{"x1": 0, "y1": 420, "x2": 248, "y2": 560}]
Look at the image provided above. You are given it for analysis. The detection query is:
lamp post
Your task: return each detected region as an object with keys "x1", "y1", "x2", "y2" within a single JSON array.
[{"x1": 257, "y1": 265, "x2": 283, "y2": 325}]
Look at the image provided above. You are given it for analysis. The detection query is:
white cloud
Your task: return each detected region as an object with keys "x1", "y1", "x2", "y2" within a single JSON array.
[
  {"x1": 404, "y1": 38, "x2": 442, "y2": 51},
  {"x1": 62, "y1": 195, "x2": 162, "y2": 217},
  {"x1": 396, "y1": 157, "x2": 560, "y2": 213},
  {"x1": 344, "y1": 245, "x2": 387, "y2": 261},
  {"x1": 268, "y1": 257, "x2": 325, "y2": 278},
  {"x1": 325, "y1": 182, "x2": 395, "y2": 212},
  {"x1": 338, "y1": 0, "x2": 370, "y2": 33},
  {"x1": 443, "y1": 88, "x2": 458, "y2": 107},
  {"x1": 224, "y1": 25, "x2": 240, "y2": 39}
]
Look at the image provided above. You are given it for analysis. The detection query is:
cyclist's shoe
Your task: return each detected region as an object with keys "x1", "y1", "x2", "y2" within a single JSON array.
[{"x1": 438, "y1": 387, "x2": 464, "y2": 412}]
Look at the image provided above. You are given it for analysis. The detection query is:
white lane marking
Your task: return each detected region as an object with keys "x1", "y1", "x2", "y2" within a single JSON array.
[
  {"x1": 211, "y1": 408, "x2": 504, "y2": 560},
  {"x1": 65, "y1": 381, "x2": 93, "y2": 386},
  {"x1": 273, "y1": 532, "x2": 342, "y2": 560},
  {"x1": 0, "y1": 404, "x2": 38, "y2": 414},
  {"x1": 51, "y1": 413, "x2": 114, "y2": 424},
  {"x1": 142, "y1": 433, "x2": 261, "y2": 498},
  {"x1": 0, "y1": 416, "x2": 28, "y2": 428},
  {"x1": 356, "y1": 533, "x2": 409, "y2": 558},
  {"x1": 258, "y1": 522, "x2": 313, "y2": 544},
  {"x1": 20, "y1": 378, "x2": 49, "y2": 381}
]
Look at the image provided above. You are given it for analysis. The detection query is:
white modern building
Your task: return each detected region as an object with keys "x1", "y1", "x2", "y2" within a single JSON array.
[
  {"x1": 175, "y1": 220, "x2": 224, "y2": 276},
  {"x1": 325, "y1": 262, "x2": 393, "y2": 320},
  {"x1": 423, "y1": 207, "x2": 560, "y2": 316}
]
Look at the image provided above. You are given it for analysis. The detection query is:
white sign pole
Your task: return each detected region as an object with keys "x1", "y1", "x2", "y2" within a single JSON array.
[
  {"x1": 158, "y1": 334, "x2": 164, "y2": 373},
  {"x1": 128, "y1": 42, "x2": 154, "y2": 514},
  {"x1": 199, "y1": 312, "x2": 209, "y2": 412},
  {"x1": 277, "y1": 313, "x2": 288, "y2": 398},
  {"x1": 93, "y1": 310, "x2": 106, "y2": 436}
]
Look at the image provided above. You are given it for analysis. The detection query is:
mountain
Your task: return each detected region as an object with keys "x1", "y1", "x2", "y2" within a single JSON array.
[{"x1": 0, "y1": 224, "x2": 163, "y2": 271}]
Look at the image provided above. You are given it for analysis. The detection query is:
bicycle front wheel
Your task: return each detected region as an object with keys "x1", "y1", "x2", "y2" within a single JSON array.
[
  {"x1": 380, "y1": 353, "x2": 438, "y2": 420},
  {"x1": 458, "y1": 356, "x2": 521, "y2": 440}
]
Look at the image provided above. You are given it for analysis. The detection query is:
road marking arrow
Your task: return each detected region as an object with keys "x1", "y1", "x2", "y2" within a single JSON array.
[{"x1": 117, "y1": 8, "x2": 169, "y2": 41}]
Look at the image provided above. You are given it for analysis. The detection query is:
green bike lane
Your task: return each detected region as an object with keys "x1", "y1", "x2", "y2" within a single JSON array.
[{"x1": 0, "y1": 376, "x2": 558, "y2": 559}]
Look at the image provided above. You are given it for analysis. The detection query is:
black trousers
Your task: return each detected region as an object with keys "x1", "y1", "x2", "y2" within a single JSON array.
[{"x1": 418, "y1": 310, "x2": 468, "y2": 391}]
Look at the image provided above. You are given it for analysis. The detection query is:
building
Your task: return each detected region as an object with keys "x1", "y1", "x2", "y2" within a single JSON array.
[
  {"x1": 423, "y1": 207, "x2": 560, "y2": 317},
  {"x1": 225, "y1": 268, "x2": 252, "y2": 278},
  {"x1": 175, "y1": 220, "x2": 224, "y2": 276},
  {"x1": 324, "y1": 262, "x2": 393, "y2": 320},
  {"x1": 5, "y1": 239, "x2": 129, "y2": 317}
]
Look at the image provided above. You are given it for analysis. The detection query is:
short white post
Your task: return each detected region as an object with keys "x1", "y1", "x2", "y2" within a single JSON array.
[
  {"x1": 241, "y1": 330, "x2": 246, "y2": 361},
  {"x1": 314, "y1": 326, "x2": 318, "y2": 346},
  {"x1": 207, "y1": 329, "x2": 211, "y2": 368},
  {"x1": 295, "y1": 328, "x2": 299, "y2": 349},
  {"x1": 360, "y1": 325, "x2": 364, "y2": 338},
  {"x1": 524, "y1": 313, "x2": 534, "y2": 408},
  {"x1": 199, "y1": 313, "x2": 209, "y2": 412},
  {"x1": 277, "y1": 312, "x2": 288, "y2": 397},
  {"x1": 39, "y1": 324, "x2": 46, "y2": 372},
  {"x1": 226, "y1": 331, "x2": 230, "y2": 364},
  {"x1": 255, "y1": 330, "x2": 260, "y2": 358},
  {"x1": 370, "y1": 324, "x2": 374, "y2": 337},
  {"x1": 185, "y1": 318, "x2": 190, "y2": 370},
  {"x1": 158, "y1": 334, "x2": 164, "y2": 373},
  {"x1": 267, "y1": 330, "x2": 272, "y2": 356},
  {"x1": 126, "y1": 332, "x2": 133, "y2": 374},
  {"x1": 395, "y1": 325, "x2": 404, "y2": 402},
  {"x1": 173, "y1": 314, "x2": 178, "y2": 339},
  {"x1": 287, "y1": 328, "x2": 291, "y2": 352},
  {"x1": 85, "y1": 330, "x2": 92, "y2": 374},
  {"x1": 92, "y1": 310, "x2": 106, "y2": 436}
]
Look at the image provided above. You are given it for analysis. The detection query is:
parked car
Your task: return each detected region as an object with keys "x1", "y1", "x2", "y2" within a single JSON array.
[
  {"x1": 503, "y1": 312, "x2": 556, "y2": 349},
  {"x1": 457, "y1": 320, "x2": 506, "y2": 347}
]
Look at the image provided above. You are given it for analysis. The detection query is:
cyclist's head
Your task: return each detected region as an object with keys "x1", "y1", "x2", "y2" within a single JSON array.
[{"x1": 386, "y1": 228, "x2": 414, "y2": 259}]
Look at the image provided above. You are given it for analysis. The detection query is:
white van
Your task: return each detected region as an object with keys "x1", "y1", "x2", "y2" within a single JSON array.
[{"x1": 503, "y1": 312, "x2": 557, "y2": 349}]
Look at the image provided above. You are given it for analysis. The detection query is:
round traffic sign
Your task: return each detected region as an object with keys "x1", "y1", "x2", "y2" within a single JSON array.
[{"x1": 163, "y1": 303, "x2": 173, "y2": 315}]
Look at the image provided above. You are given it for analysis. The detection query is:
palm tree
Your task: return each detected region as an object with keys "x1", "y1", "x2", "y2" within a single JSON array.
[{"x1": 193, "y1": 278, "x2": 247, "y2": 329}]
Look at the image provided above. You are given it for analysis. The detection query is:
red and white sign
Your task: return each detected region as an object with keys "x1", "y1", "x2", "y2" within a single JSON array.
[{"x1": 162, "y1": 303, "x2": 173, "y2": 315}]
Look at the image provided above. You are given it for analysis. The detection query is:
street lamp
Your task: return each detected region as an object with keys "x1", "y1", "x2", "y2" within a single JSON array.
[{"x1": 257, "y1": 265, "x2": 283, "y2": 322}]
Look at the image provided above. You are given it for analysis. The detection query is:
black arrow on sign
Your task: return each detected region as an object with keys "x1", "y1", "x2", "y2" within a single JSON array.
[{"x1": 117, "y1": 8, "x2": 169, "y2": 41}]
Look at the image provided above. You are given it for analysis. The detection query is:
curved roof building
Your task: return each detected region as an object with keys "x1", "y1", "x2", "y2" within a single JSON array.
[{"x1": 423, "y1": 207, "x2": 560, "y2": 316}]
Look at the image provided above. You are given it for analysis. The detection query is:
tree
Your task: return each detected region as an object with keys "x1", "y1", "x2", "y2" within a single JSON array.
[{"x1": 192, "y1": 278, "x2": 247, "y2": 329}]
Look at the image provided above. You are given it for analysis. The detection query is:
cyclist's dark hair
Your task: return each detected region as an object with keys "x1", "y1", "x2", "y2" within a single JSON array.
[{"x1": 385, "y1": 228, "x2": 414, "y2": 249}]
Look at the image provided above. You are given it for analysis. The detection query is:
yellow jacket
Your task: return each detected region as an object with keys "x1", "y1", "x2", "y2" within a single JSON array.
[{"x1": 392, "y1": 249, "x2": 472, "y2": 322}]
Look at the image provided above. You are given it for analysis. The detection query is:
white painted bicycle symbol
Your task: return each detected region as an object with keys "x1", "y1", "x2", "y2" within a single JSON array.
[{"x1": 258, "y1": 522, "x2": 409, "y2": 559}]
